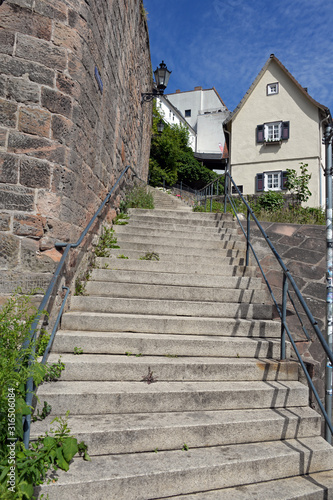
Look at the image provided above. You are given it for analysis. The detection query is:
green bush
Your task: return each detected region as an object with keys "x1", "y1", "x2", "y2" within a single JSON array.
[
  {"x1": 124, "y1": 184, "x2": 154, "y2": 210},
  {"x1": 254, "y1": 191, "x2": 284, "y2": 213},
  {"x1": 0, "y1": 291, "x2": 89, "y2": 498}
]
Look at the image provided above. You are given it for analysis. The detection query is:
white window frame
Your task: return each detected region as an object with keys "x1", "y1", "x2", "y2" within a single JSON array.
[
  {"x1": 264, "y1": 121, "x2": 282, "y2": 142},
  {"x1": 264, "y1": 171, "x2": 282, "y2": 191},
  {"x1": 267, "y1": 82, "x2": 279, "y2": 95}
]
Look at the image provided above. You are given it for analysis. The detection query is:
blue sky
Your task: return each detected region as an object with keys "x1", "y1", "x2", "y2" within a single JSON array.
[{"x1": 143, "y1": 0, "x2": 333, "y2": 113}]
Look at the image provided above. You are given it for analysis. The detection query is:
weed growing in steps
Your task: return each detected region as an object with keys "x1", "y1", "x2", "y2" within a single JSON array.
[
  {"x1": 94, "y1": 226, "x2": 120, "y2": 258},
  {"x1": 139, "y1": 252, "x2": 160, "y2": 261},
  {"x1": 122, "y1": 184, "x2": 154, "y2": 210},
  {"x1": 74, "y1": 347, "x2": 83, "y2": 355},
  {"x1": 117, "y1": 254, "x2": 129, "y2": 259}
]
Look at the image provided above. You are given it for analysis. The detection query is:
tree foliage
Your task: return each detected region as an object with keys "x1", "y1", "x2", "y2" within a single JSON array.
[{"x1": 149, "y1": 103, "x2": 217, "y2": 189}]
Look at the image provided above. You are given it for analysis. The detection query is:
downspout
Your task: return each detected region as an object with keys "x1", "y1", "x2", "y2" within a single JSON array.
[
  {"x1": 324, "y1": 117, "x2": 333, "y2": 443},
  {"x1": 320, "y1": 114, "x2": 330, "y2": 208}
]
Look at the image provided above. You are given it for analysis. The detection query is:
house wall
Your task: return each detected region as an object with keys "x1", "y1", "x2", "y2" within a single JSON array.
[
  {"x1": 167, "y1": 88, "x2": 225, "y2": 132},
  {"x1": 197, "y1": 111, "x2": 228, "y2": 153},
  {"x1": 0, "y1": 0, "x2": 152, "y2": 299},
  {"x1": 156, "y1": 97, "x2": 196, "y2": 151},
  {"x1": 230, "y1": 60, "x2": 324, "y2": 207}
]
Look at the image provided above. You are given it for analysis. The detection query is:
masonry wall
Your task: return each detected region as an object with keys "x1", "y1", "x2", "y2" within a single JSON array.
[
  {"x1": 250, "y1": 221, "x2": 327, "y2": 414},
  {"x1": 0, "y1": 0, "x2": 152, "y2": 299}
]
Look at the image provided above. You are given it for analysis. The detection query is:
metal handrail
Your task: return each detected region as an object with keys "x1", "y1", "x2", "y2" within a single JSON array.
[
  {"x1": 22, "y1": 165, "x2": 141, "y2": 447},
  {"x1": 196, "y1": 171, "x2": 333, "y2": 439}
]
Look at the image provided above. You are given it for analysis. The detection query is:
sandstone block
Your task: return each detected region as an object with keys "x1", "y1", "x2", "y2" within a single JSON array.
[
  {"x1": 0, "y1": 54, "x2": 55, "y2": 87},
  {"x1": 18, "y1": 106, "x2": 51, "y2": 137},
  {"x1": 0, "y1": 212, "x2": 10, "y2": 231},
  {"x1": 0, "y1": 184, "x2": 34, "y2": 211},
  {"x1": 0, "y1": 233, "x2": 20, "y2": 269},
  {"x1": 8, "y1": 131, "x2": 66, "y2": 163},
  {"x1": 21, "y1": 238, "x2": 56, "y2": 272},
  {"x1": 20, "y1": 157, "x2": 51, "y2": 189},
  {"x1": 0, "y1": 153, "x2": 18, "y2": 184},
  {"x1": 56, "y1": 71, "x2": 81, "y2": 99},
  {"x1": 0, "y1": 3, "x2": 52, "y2": 40},
  {"x1": 0, "y1": 29, "x2": 15, "y2": 55},
  {"x1": 33, "y1": 0, "x2": 67, "y2": 22},
  {"x1": 41, "y1": 87, "x2": 72, "y2": 118},
  {"x1": 39, "y1": 235, "x2": 54, "y2": 251},
  {"x1": 51, "y1": 114, "x2": 73, "y2": 145},
  {"x1": 0, "y1": 128, "x2": 7, "y2": 149},
  {"x1": 0, "y1": 98, "x2": 17, "y2": 128},
  {"x1": 15, "y1": 33, "x2": 67, "y2": 71},
  {"x1": 13, "y1": 214, "x2": 45, "y2": 238},
  {"x1": 36, "y1": 190, "x2": 61, "y2": 217},
  {"x1": 53, "y1": 22, "x2": 82, "y2": 58},
  {"x1": 6, "y1": 76, "x2": 40, "y2": 104}
]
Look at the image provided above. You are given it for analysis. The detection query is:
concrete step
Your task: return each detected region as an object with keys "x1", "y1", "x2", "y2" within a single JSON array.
[
  {"x1": 104, "y1": 249, "x2": 247, "y2": 266},
  {"x1": 114, "y1": 223, "x2": 239, "y2": 238},
  {"x1": 52, "y1": 331, "x2": 284, "y2": 358},
  {"x1": 160, "y1": 470, "x2": 333, "y2": 499},
  {"x1": 114, "y1": 238, "x2": 245, "y2": 254},
  {"x1": 127, "y1": 215, "x2": 234, "y2": 230},
  {"x1": 94, "y1": 258, "x2": 256, "y2": 276},
  {"x1": 35, "y1": 380, "x2": 308, "y2": 415},
  {"x1": 31, "y1": 407, "x2": 320, "y2": 455},
  {"x1": 34, "y1": 437, "x2": 333, "y2": 500},
  {"x1": 85, "y1": 282, "x2": 269, "y2": 303},
  {"x1": 129, "y1": 208, "x2": 233, "y2": 220},
  {"x1": 47, "y1": 354, "x2": 298, "y2": 382},
  {"x1": 61, "y1": 312, "x2": 281, "y2": 337},
  {"x1": 89, "y1": 269, "x2": 264, "y2": 289},
  {"x1": 70, "y1": 296, "x2": 273, "y2": 320}
]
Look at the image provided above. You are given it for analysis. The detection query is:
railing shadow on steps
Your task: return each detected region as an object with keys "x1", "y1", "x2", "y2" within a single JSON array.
[
  {"x1": 22, "y1": 165, "x2": 143, "y2": 448},
  {"x1": 195, "y1": 171, "x2": 333, "y2": 442}
]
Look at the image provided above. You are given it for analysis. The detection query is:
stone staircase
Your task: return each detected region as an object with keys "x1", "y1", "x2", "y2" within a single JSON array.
[{"x1": 33, "y1": 189, "x2": 333, "y2": 498}]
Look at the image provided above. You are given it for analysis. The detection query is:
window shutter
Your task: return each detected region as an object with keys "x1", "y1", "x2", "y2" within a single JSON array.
[
  {"x1": 257, "y1": 124, "x2": 264, "y2": 143},
  {"x1": 256, "y1": 173, "x2": 264, "y2": 192},
  {"x1": 281, "y1": 171, "x2": 288, "y2": 190},
  {"x1": 281, "y1": 121, "x2": 289, "y2": 140}
]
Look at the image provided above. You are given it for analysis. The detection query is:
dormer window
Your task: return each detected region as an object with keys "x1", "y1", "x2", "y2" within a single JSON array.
[{"x1": 267, "y1": 82, "x2": 279, "y2": 95}]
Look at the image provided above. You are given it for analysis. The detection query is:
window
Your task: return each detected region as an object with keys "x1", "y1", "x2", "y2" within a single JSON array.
[
  {"x1": 256, "y1": 171, "x2": 288, "y2": 192},
  {"x1": 257, "y1": 121, "x2": 289, "y2": 143},
  {"x1": 185, "y1": 109, "x2": 191, "y2": 117},
  {"x1": 267, "y1": 82, "x2": 279, "y2": 95},
  {"x1": 232, "y1": 185, "x2": 243, "y2": 194}
]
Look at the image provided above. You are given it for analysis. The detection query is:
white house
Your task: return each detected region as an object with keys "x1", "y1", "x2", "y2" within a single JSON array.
[
  {"x1": 156, "y1": 96, "x2": 196, "y2": 151},
  {"x1": 166, "y1": 87, "x2": 229, "y2": 173},
  {"x1": 224, "y1": 54, "x2": 331, "y2": 207}
]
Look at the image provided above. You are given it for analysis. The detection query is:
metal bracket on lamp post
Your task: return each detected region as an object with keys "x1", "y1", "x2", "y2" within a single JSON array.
[{"x1": 141, "y1": 88, "x2": 163, "y2": 104}]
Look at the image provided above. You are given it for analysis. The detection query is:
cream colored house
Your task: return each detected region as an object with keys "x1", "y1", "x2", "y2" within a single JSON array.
[{"x1": 224, "y1": 54, "x2": 331, "y2": 207}]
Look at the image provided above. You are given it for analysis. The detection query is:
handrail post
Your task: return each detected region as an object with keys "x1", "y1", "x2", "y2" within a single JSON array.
[
  {"x1": 325, "y1": 122, "x2": 333, "y2": 443},
  {"x1": 210, "y1": 183, "x2": 213, "y2": 212},
  {"x1": 216, "y1": 179, "x2": 219, "y2": 197},
  {"x1": 205, "y1": 187, "x2": 207, "y2": 211},
  {"x1": 246, "y1": 208, "x2": 250, "y2": 267},
  {"x1": 163, "y1": 177, "x2": 165, "y2": 191},
  {"x1": 224, "y1": 173, "x2": 228, "y2": 214},
  {"x1": 180, "y1": 180, "x2": 182, "y2": 198},
  {"x1": 281, "y1": 274, "x2": 288, "y2": 360}
]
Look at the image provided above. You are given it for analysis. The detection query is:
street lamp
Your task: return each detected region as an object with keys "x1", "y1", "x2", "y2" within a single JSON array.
[
  {"x1": 141, "y1": 61, "x2": 171, "y2": 103},
  {"x1": 157, "y1": 119, "x2": 165, "y2": 134}
]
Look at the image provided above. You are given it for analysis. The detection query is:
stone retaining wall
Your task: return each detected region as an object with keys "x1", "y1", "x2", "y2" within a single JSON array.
[
  {"x1": 250, "y1": 221, "x2": 327, "y2": 413},
  {"x1": 0, "y1": 0, "x2": 152, "y2": 301}
]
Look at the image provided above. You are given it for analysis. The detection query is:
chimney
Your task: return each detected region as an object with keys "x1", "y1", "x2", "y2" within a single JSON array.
[
  {"x1": 176, "y1": 89, "x2": 181, "y2": 93},
  {"x1": 194, "y1": 86, "x2": 202, "y2": 91}
]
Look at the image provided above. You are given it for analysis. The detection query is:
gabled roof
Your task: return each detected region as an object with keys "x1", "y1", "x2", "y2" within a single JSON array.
[{"x1": 225, "y1": 54, "x2": 331, "y2": 124}]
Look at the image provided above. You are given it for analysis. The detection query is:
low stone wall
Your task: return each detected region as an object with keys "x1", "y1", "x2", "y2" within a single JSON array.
[{"x1": 249, "y1": 221, "x2": 326, "y2": 412}]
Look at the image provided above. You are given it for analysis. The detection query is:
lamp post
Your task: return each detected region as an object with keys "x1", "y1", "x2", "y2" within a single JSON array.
[{"x1": 141, "y1": 61, "x2": 172, "y2": 104}]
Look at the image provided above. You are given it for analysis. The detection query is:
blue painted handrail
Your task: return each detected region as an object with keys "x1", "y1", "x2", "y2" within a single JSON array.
[
  {"x1": 22, "y1": 165, "x2": 141, "y2": 448},
  {"x1": 196, "y1": 171, "x2": 333, "y2": 439}
]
